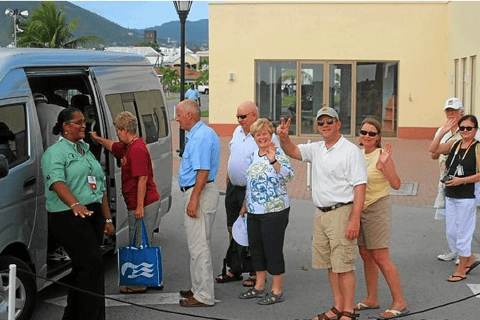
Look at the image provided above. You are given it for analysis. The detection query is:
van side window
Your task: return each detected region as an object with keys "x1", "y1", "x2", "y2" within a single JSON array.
[
  {"x1": 0, "y1": 104, "x2": 27, "y2": 167},
  {"x1": 105, "y1": 90, "x2": 169, "y2": 143}
]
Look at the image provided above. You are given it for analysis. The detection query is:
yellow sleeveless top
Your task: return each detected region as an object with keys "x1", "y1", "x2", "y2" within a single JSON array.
[{"x1": 363, "y1": 148, "x2": 390, "y2": 207}]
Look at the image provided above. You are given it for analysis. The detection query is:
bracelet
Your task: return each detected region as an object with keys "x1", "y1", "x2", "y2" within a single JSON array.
[
  {"x1": 105, "y1": 218, "x2": 113, "y2": 224},
  {"x1": 270, "y1": 159, "x2": 277, "y2": 165},
  {"x1": 69, "y1": 202, "x2": 81, "y2": 209}
]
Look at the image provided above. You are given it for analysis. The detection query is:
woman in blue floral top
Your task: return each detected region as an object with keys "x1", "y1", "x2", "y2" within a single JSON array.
[{"x1": 238, "y1": 118, "x2": 294, "y2": 305}]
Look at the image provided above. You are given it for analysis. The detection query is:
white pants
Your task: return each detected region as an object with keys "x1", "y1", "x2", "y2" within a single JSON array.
[
  {"x1": 445, "y1": 197, "x2": 477, "y2": 257},
  {"x1": 184, "y1": 183, "x2": 219, "y2": 305}
]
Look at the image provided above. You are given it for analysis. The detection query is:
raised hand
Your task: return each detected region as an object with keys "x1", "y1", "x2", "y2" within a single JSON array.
[
  {"x1": 265, "y1": 141, "x2": 277, "y2": 163},
  {"x1": 378, "y1": 143, "x2": 393, "y2": 165},
  {"x1": 442, "y1": 118, "x2": 457, "y2": 135},
  {"x1": 276, "y1": 117, "x2": 291, "y2": 139}
]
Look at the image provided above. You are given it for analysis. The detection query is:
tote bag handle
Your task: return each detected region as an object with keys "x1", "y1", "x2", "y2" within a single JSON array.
[{"x1": 130, "y1": 220, "x2": 150, "y2": 248}]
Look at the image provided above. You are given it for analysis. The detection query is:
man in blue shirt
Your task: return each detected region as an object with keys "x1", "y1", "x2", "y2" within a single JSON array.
[
  {"x1": 185, "y1": 84, "x2": 201, "y2": 107},
  {"x1": 176, "y1": 99, "x2": 220, "y2": 307}
]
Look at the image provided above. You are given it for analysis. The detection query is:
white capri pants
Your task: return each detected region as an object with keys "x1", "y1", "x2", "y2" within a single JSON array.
[{"x1": 445, "y1": 197, "x2": 477, "y2": 257}]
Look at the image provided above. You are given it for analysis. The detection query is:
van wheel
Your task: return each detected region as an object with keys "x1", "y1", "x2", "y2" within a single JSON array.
[
  {"x1": 204, "y1": 89, "x2": 209, "y2": 94},
  {"x1": 0, "y1": 256, "x2": 37, "y2": 320}
]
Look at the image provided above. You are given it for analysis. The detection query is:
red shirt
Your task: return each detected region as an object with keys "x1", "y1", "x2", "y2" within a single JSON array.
[{"x1": 112, "y1": 138, "x2": 160, "y2": 210}]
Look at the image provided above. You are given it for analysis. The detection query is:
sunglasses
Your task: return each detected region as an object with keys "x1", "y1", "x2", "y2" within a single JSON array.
[
  {"x1": 236, "y1": 112, "x2": 253, "y2": 120},
  {"x1": 359, "y1": 130, "x2": 378, "y2": 137},
  {"x1": 69, "y1": 119, "x2": 87, "y2": 125},
  {"x1": 459, "y1": 126, "x2": 476, "y2": 132},
  {"x1": 317, "y1": 119, "x2": 335, "y2": 126}
]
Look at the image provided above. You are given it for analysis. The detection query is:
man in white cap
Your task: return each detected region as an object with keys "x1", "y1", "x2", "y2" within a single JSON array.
[
  {"x1": 429, "y1": 97, "x2": 480, "y2": 263},
  {"x1": 277, "y1": 107, "x2": 367, "y2": 320}
]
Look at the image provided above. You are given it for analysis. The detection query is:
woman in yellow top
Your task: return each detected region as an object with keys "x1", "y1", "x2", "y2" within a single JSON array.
[{"x1": 354, "y1": 118, "x2": 409, "y2": 319}]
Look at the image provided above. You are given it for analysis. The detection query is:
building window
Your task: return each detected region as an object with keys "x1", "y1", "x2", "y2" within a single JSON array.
[
  {"x1": 256, "y1": 61, "x2": 296, "y2": 134},
  {"x1": 356, "y1": 62, "x2": 398, "y2": 137},
  {"x1": 256, "y1": 60, "x2": 398, "y2": 136},
  {"x1": 471, "y1": 56, "x2": 476, "y2": 114}
]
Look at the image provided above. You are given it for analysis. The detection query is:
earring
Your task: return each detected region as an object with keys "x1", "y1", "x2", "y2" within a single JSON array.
[{"x1": 65, "y1": 131, "x2": 69, "y2": 135}]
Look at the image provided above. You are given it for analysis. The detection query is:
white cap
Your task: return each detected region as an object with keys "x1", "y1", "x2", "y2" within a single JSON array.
[
  {"x1": 232, "y1": 215, "x2": 248, "y2": 247},
  {"x1": 33, "y1": 93, "x2": 48, "y2": 102},
  {"x1": 444, "y1": 97, "x2": 463, "y2": 110},
  {"x1": 316, "y1": 107, "x2": 339, "y2": 119}
]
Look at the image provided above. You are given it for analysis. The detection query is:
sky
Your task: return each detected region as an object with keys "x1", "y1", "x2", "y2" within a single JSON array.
[{"x1": 71, "y1": 1, "x2": 210, "y2": 29}]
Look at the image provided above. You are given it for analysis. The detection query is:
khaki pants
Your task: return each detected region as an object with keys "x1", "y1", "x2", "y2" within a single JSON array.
[{"x1": 184, "y1": 183, "x2": 219, "y2": 305}]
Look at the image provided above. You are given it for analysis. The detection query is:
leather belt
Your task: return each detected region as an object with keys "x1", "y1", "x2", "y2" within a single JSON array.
[
  {"x1": 180, "y1": 180, "x2": 214, "y2": 192},
  {"x1": 317, "y1": 202, "x2": 353, "y2": 213}
]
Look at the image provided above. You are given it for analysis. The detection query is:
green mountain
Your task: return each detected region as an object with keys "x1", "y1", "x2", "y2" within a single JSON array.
[{"x1": 0, "y1": 1, "x2": 208, "y2": 48}]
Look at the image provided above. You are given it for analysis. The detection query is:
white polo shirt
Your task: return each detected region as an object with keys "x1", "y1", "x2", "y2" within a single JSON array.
[
  {"x1": 227, "y1": 125, "x2": 279, "y2": 186},
  {"x1": 298, "y1": 135, "x2": 367, "y2": 208}
]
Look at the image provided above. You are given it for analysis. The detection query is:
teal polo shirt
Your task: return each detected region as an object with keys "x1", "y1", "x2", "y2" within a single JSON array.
[{"x1": 41, "y1": 138, "x2": 105, "y2": 212}]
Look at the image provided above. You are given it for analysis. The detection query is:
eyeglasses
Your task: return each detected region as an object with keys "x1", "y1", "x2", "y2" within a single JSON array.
[
  {"x1": 236, "y1": 112, "x2": 253, "y2": 120},
  {"x1": 69, "y1": 119, "x2": 87, "y2": 125},
  {"x1": 359, "y1": 130, "x2": 378, "y2": 137},
  {"x1": 459, "y1": 126, "x2": 475, "y2": 132},
  {"x1": 317, "y1": 119, "x2": 335, "y2": 126}
]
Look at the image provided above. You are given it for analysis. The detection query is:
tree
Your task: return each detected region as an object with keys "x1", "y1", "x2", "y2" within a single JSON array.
[
  {"x1": 196, "y1": 58, "x2": 209, "y2": 86},
  {"x1": 17, "y1": 1, "x2": 100, "y2": 48},
  {"x1": 158, "y1": 67, "x2": 180, "y2": 95}
]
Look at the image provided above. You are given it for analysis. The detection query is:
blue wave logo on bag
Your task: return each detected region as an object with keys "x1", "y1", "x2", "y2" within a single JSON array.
[
  {"x1": 121, "y1": 262, "x2": 155, "y2": 279},
  {"x1": 118, "y1": 221, "x2": 163, "y2": 287}
]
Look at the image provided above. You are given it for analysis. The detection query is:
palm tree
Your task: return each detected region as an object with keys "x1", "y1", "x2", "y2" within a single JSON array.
[{"x1": 17, "y1": 1, "x2": 100, "y2": 48}]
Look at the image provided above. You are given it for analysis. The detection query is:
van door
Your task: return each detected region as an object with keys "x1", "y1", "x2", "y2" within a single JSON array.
[{"x1": 89, "y1": 66, "x2": 172, "y2": 248}]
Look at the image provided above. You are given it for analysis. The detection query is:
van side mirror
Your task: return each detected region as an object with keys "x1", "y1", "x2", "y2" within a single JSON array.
[{"x1": 0, "y1": 154, "x2": 9, "y2": 178}]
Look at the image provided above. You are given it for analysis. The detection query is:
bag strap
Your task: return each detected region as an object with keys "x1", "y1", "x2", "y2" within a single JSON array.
[{"x1": 130, "y1": 220, "x2": 150, "y2": 248}]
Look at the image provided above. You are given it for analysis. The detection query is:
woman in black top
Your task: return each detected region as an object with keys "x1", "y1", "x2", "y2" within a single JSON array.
[{"x1": 430, "y1": 115, "x2": 480, "y2": 282}]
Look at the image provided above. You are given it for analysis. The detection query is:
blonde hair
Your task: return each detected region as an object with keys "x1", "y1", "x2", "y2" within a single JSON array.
[
  {"x1": 114, "y1": 111, "x2": 137, "y2": 134},
  {"x1": 250, "y1": 118, "x2": 274, "y2": 137}
]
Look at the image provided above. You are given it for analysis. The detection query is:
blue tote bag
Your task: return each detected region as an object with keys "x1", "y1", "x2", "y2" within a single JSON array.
[{"x1": 118, "y1": 220, "x2": 163, "y2": 287}]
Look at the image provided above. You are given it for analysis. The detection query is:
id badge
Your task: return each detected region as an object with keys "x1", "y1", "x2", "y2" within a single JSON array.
[
  {"x1": 88, "y1": 175, "x2": 97, "y2": 190},
  {"x1": 455, "y1": 164, "x2": 464, "y2": 176}
]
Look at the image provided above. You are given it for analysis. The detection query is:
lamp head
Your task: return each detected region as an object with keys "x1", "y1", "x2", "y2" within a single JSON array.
[
  {"x1": 5, "y1": 8, "x2": 14, "y2": 16},
  {"x1": 20, "y1": 10, "x2": 28, "y2": 18},
  {"x1": 173, "y1": 1, "x2": 192, "y2": 14}
]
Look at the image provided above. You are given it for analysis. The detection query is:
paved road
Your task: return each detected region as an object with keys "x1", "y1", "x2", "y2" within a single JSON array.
[{"x1": 32, "y1": 181, "x2": 480, "y2": 319}]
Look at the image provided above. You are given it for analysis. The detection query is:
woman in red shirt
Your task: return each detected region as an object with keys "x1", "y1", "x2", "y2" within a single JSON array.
[{"x1": 90, "y1": 111, "x2": 161, "y2": 294}]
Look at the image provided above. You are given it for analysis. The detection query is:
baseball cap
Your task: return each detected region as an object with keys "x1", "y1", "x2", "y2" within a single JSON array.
[
  {"x1": 316, "y1": 107, "x2": 339, "y2": 120},
  {"x1": 444, "y1": 97, "x2": 463, "y2": 110},
  {"x1": 232, "y1": 215, "x2": 248, "y2": 246},
  {"x1": 33, "y1": 93, "x2": 48, "y2": 102}
]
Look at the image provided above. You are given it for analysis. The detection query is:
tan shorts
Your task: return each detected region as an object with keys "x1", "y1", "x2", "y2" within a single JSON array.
[
  {"x1": 312, "y1": 204, "x2": 356, "y2": 273},
  {"x1": 357, "y1": 196, "x2": 392, "y2": 249}
]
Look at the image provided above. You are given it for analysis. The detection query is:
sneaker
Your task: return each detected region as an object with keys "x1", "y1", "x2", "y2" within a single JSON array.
[
  {"x1": 437, "y1": 250, "x2": 457, "y2": 261},
  {"x1": 48, "y1": 247, "x2": 71, "y2": 261}
]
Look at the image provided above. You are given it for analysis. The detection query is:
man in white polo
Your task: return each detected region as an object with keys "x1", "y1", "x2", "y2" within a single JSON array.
[{"x1": 277, "y1": 107, "x2": 367, "y2": 320}]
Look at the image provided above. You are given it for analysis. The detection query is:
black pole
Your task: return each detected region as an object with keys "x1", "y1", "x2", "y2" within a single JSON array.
[{"x1": 178, "y1": 12, "x2": 187, "y2": 157}]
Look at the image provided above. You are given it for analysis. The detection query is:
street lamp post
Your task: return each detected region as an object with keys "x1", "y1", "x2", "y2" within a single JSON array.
[
  {"x1": 4, "y1": 8, "x2": 28, "y2": 47},
  {"x1": 173, "y1": 1, "x2": 192, "y2": 157}
]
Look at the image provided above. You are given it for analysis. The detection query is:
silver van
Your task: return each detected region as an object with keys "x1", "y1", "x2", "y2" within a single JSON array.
[{"x1": 0, "y1": 48, "x2": 172, "y2": 320}]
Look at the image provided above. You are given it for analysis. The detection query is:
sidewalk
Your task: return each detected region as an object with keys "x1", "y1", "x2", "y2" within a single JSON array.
[{"x1": 170, "y1": 119, "x2": 439, "y2": 207}]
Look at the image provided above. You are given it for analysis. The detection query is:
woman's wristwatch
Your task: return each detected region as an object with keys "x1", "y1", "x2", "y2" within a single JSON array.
[
  {"x1": 270, "y1": 159, "x2": 277, "y2": 165},
  {"x1": 105, "y1": 218, "x2": 113, "y2": 224}
]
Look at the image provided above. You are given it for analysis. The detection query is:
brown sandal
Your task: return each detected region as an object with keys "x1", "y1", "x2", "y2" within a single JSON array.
[
  {"x1": 339, "y1": 311, "x2": 359, "y2": 319},
  {"x1": 314, "y1": 306, "x2": 341, "y2": 320}
]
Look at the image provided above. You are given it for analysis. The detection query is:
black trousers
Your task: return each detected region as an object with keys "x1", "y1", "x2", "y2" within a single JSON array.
[
  {"x1": 225, "y1": 182, "x2": 246, "y2": 227},
  {"x1": 48, "y1": 203, "x2": 105, "y2": 320}
]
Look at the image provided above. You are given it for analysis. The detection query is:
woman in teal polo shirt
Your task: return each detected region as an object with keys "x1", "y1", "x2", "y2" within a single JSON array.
[{"x1": 41, "y1": 107, "x2": 114, "y2": 320}]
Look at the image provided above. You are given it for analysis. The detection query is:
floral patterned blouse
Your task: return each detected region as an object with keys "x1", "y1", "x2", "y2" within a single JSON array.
[{"x1": 245, "y1": 147, "x2": 294, "y2": 214}]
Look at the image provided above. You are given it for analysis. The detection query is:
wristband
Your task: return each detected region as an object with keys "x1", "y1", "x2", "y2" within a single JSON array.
[
  {"x1": 70, "y1": 202, "x2": 81, "y2": 209},
  {"x1": 270, "y1": 159, "x2": 277, "y2": 165},
  {"x1": 105, "y1": 218, "x2": 113, "y2": 224}
]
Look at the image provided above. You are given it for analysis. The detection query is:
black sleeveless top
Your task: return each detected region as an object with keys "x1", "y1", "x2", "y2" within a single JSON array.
[{"x1": 445, "y1": 140, "x2": 478, "y2": 199}]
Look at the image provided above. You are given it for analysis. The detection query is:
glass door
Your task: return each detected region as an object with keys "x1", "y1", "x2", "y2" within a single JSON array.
[
  {"x1": 299, "y1": 63, "x2": 324, "y2": 135},
  {"x1": 328, "y1": 63, "x2": 353, "y2": 135}
]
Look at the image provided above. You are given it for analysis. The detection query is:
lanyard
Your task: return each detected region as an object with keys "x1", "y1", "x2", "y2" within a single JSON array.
[{"x1": 447, "y1": 139, "x2": 476, "y2": 172}]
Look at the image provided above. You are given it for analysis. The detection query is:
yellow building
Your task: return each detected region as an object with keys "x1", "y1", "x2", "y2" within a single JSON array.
[{"x1": 208, "y1": 1, "x2": 480, "y2": 139}]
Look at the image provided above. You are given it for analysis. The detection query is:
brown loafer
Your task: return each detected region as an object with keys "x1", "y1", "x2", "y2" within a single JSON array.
[
  {"x1": 179, "y1": 296, "x2": 212, "y2": 307},
  {"x1": 180, "y1": 289, "x2": 194, "y2": 298}
]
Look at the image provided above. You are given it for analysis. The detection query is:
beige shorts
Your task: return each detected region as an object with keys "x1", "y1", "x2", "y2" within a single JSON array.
[
  {"x1": 312, "y1": 204, "x2": 356, "y2": 273},
  {"x1": 357, "y1": 196, "x2": 392, "y2": 249}
]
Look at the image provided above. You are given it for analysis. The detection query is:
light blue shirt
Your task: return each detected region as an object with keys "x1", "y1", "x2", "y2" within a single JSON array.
[
  {"x1": 228, "y1": 125, "x2": 279, "y2": 186},
  {"x1": 185, "y1": 88, "x2": 200, "y2": 101},
  {"x1": 179, "y1": 121, "x2": 220, "y2": 187},
  {"x1": 245, "y1": 147, "x2": 294, "y2": 214}
]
